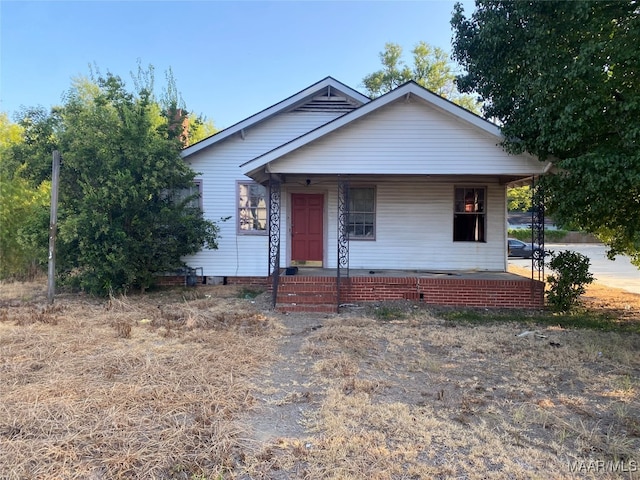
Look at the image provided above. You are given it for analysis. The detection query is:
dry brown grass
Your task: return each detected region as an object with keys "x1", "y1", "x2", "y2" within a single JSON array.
[
  {"x1": 0, "y1": 280, "x2": 278, "y2": 479},
  {"x1": 244, "y1": 286, "x2": 640, "y2": 479},
  {"x1": 1, "y1": 277, "x2": 639, "y2": 479},
  {"x1": 245, "y1": 308, "x2": 640, "y2": 479}
]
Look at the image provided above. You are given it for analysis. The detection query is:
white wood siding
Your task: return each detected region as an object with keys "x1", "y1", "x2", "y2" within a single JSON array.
[
  {"x1": 280, "y1": 178, "x2": 507, "y2": 272},
  {"x1": 182, "y1": 97, "x2": 523, "y2": 277},
  {"x1": 182, "y1": 111, "x2": 341, "y2": 277},
  {"x1": 270, "y1": 101, "x2": 543, "y2": 175}
]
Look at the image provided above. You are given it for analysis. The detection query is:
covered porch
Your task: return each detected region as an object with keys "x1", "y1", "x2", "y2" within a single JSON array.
[
  {"x1": 237, "y1": 81, "x2": 550, "y2": 313},
  {"x1": 263, "y1": 174, "x2": 546, "y2": 313}
]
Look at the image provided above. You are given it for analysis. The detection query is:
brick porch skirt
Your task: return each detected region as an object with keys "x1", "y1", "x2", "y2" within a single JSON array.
[
  {"x1": 274, "y1": 274, "x2": 545, "y2": 313},
  {"x1": 155, "y1": 273, "x2": 545, "y2": 313}
]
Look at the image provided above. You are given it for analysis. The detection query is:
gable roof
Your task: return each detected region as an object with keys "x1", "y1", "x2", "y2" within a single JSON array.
[
  {"x1": 240, "y1": 81, "x2": 507, "y2": 177},
  {"x1": 181, "y1": 76, "x2": 370, "y2": 159}
]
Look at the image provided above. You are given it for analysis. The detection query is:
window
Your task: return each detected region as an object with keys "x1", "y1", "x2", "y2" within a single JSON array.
[
  {"x1": 174, "y1": 180, "x2": 202, "y2": 210},
  {"x1": 238, "y1": 182, "x2": 267, "y2": 234},
  {"x1": 454, "y1": 187, "x2": 486, "y2": 242},
  {"x1": 180, "y1": 180, "x2": 202, "y2": 210},
  {"x1": 348, "y1": 187, "x2": 375, "y2": 239}
]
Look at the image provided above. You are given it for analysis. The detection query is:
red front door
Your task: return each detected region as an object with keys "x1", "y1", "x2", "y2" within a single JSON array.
[{"x1": 291, "y1": 193, "x2": 324, "y2": 266}]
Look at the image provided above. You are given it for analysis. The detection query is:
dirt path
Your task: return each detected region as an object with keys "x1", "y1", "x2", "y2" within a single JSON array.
[{"x1": 244, "y1": 312, "x2": 330, "y2": 443}]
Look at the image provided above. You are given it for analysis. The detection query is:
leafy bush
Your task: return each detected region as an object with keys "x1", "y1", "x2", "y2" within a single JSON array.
[
  {"x1": 546, "y1": 250, "x2": 594, "y2": 312},
  {"x1": 4, "y1": 68, "x2": 222, "y2": 294},
  {"x1": 508, "y1": 228, "x2": 570, "y2": 242},
  {"x1": 61, "y1": 73, "x2": 220, "y2": 294},
  {"x1": 0, "y1": 175, "x2": 50, "y2": 279},
  {"x1": 237, "y1": 288, "x2": 264, "y2": 299}
]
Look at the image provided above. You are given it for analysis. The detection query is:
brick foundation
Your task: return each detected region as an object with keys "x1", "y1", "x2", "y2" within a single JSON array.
[
  {"x1": 224, "y1": 276, "x2": 271, "y2": 287},
  {"x1": 340, "y1": 276, "x2": 544, "y2": 309},
  {"x1": 157, "y1": 274, "x2": 545, "y2": 312},
  {"x1": 274, "y1": 275, "x2": 544, "y2": 312}
]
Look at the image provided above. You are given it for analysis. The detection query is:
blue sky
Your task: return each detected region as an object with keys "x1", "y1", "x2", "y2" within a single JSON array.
[{"x1": 1, "y1": 0, "x2": 473, "y2": 129}]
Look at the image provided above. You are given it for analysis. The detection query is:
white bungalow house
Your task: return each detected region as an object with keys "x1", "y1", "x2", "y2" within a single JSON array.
[{"x1": 179, "y1": 77, "x2": 547, "y2": 312}]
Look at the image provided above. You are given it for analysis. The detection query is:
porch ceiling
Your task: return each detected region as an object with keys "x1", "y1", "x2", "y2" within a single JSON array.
[{"x1": 255, "y1": 173, "x2": 536, "y2": 186}]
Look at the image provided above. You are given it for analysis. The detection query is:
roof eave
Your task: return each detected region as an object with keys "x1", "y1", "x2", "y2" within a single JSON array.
[
  {"x1": 240, "y1": 81, "x2": 505, "y2": 175},
  {"x1": 181, "y1": 76, "x2": 370, "y2": 159}
]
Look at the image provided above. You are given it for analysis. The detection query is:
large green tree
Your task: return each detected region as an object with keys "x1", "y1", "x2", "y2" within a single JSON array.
[
  {"x1": 57, "y1": 73, "x2": 219, "y2": 293},
  {"x1": 0, "y1": 112, "x2": 23, "y2": 147},
  {"x1": 0, "y1": 113, "x2": 51, "y2": 278},
  {"x1": 362, "y1": 41, "x2": 481, "y2": 112},
  {"x1": 507, "y1": 186, "x2": 532, "y2": 213},
  {"x1": 5, "y1": 68, "x2": 221, "y2": 292},
  {"x1": 4, "y1": 107, "x2": 63, "y2": 187},
  {"x1": 451, "y1": 1, "x2": 640, "y2": 266}
]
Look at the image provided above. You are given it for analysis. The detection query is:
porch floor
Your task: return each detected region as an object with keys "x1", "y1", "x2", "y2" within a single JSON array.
[{"x1": 286, "y1": 267, "x2": 529, "y2": 281}]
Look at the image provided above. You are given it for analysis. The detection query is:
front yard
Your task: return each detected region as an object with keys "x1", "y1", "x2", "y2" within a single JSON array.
[{"x1": 0, "y1": 278, "x2": 638, "y2": 479}]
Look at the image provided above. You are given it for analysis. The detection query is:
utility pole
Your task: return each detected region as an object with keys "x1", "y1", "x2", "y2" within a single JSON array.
[{"x1": 47, "y1": 151, "x2": 60, "y2": 304}]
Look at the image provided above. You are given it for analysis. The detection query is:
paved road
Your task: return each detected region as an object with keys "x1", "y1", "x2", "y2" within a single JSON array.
[{"x1": 510, "y1": 243, "x2": 640, "y2": 295}]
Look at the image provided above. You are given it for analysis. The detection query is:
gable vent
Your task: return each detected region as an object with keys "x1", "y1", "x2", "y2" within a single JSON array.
[{"x1": 294, "y1": 86, "x2": 360, "y2": 114}]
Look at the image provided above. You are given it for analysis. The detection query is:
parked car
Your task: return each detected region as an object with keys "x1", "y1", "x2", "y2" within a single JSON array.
[{"x1": 508, "y1": 238, "x2": 546, "y2": 260}]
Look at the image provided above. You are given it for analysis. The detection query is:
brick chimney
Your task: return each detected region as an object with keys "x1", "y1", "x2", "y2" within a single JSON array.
[{"x1": 168, "y1": 108, "x2": 189, "y2": 146}]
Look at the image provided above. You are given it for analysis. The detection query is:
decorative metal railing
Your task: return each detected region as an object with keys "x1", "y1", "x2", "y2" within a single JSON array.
[
  {"x1": 531, "y1": 177, "x2": 545, "y2": 282},
  {"x1": 337, "y1": 177, "x2": 350, "y2": 310},
  {"x1": 268, "y1": 175, "x2": 281, "y2": 307}
]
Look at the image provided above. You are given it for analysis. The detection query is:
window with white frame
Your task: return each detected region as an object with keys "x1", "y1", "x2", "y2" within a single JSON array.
[
  {"x1": 453, "y1": 186, "x2": 486, "y2": 242},
  {"x1": 238, "y1": 182, "x2": 267, "y2": 234},
  {"x1": 348, "y1": 187, "x2": 375, "y2": 239}
]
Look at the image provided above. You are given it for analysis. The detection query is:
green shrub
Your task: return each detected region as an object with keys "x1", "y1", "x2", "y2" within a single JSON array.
[
  {"x1": 546, "y1": 250, "x2": 594, "y2": 312},
  {"x1": 237, "y1": 288, "x2": 263, "y2": 299},
  {"x1": 508, "y1": 228, "x2": 569, "y2": 242}
]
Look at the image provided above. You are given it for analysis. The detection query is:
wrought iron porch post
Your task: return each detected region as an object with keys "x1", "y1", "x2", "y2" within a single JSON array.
[
  {"x1": 337, "y1": 177, "x2": 350, "y2": 311},
  {"x1": 531, "y1": 177, "x2": 545, "y2": 282},
  {"x1": 268, "y1": 175, "x2": 281, "y2": 308}
]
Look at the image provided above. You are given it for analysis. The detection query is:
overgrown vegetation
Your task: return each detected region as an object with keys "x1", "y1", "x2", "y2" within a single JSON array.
[
  {"x1": 0, "y1": 113, "x2": 51, "y2": 279},
  {"x1": 0, "y1": 281, "x2": 277, "y2": 479},
  {"x1": 246, "y1": 296, "x2": 640, "y2": 478},
  {"x1": 1, "y1": 65, "x2": 221, "y2": 293},
  {"x1": 452, "y1": 1, "x2": 640, "y2": 266},
  {"x1": 546, "y1": 250, "x2": 595, "y2": 312}
]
